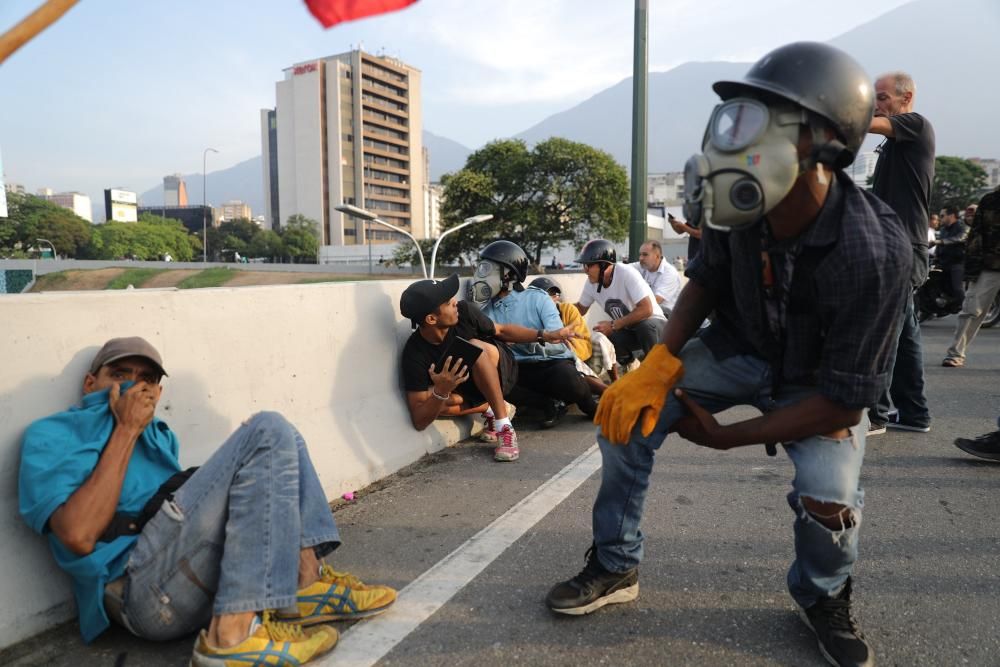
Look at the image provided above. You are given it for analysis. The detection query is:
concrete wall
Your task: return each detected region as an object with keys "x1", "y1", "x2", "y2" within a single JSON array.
[{"x1": 0, "y1": 273, "x2": 594, "y2": 647}]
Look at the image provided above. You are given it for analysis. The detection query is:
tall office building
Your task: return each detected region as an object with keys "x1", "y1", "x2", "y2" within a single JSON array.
[
  {"x1": 163, "y1": 174, "x2": 189, "y2": 206},
  {"x1": 39, "y1": 191, "x2": 93, "y2": 222},
  {"x1": 261, "y1": 49, "x2": 424, "y2": 260}
]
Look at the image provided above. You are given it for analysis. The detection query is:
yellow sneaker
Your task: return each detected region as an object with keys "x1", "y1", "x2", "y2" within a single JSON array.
[
  {"x1": 276, "y1": 564, "x2": 397, "y2": 625},
  {"x1": 190, "y1": 611, "x2": 338, "y2": 667}
]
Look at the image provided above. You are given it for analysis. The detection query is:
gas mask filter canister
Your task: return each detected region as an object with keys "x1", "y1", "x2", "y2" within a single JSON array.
[
  {"x1": 471, "y1": 259, "x2": 505, "y2": 305},
  {"x1": 682, "y1": 97, "x2": 808, "y2": 232}
]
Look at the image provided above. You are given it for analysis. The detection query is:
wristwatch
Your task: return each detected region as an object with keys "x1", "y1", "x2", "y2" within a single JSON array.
[{"x1": 536, "y1": 329, "x2": 545, "y2": 342}]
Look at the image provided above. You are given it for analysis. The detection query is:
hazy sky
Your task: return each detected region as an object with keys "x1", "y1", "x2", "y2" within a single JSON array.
[{"x1": 1, "y1": 0, "x2": 912, "y2": 204}]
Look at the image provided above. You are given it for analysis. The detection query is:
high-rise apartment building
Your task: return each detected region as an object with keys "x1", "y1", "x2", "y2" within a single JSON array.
[
  {"x1": 217, "y1": 200, "x2": 252, "y2": 222},
  {"x1": 163, "y1": 174, "x2": 189, "y2": 206},
  {"x1": 261, "y1": 49, "x2": 424, "y2": 260}
]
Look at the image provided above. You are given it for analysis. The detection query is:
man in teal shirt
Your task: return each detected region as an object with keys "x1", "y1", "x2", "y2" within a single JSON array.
[{"x1": 19, "y1": 337, "x2": 395, "y2": 666}]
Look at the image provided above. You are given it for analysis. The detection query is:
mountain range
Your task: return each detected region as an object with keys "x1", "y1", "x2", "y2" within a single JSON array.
[{"x1": 138, "y1": 0, "x2": 999, "y2": 221}]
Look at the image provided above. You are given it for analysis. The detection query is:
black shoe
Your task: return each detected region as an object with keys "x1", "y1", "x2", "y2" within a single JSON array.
[
  {"x1": 798, "y1": 578, "x2": 873, "y2": 667},
  {"x1": 540, "y1": 400, "x2": 567, "y2": 429},
  {"x1": 954, "y1": 430, "x2": 1000, "y2": 461},
  {"x1": 546, "y1": 546, "x2": 638, "y2": 615}
]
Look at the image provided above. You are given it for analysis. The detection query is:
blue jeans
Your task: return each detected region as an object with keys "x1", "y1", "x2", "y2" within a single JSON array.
[
  {"x1": 871, "y1": 291, "x2": 931, "y2": 427},
  {"x1": 592, "y1": 339, "x2": 867, "y2": 609},
  {"x1": 120, "y1": 412, "x2": 341, "y2": 640}
]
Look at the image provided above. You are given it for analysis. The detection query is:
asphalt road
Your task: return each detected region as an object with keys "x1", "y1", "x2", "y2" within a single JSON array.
[{"x1": 3, "y1": 315, "x2": 998, "y2": 667}]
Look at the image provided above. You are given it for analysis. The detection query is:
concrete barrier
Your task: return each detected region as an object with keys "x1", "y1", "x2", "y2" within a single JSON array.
[{"x1": 0, "y1": 272, "x2": 598, "y2": 647}]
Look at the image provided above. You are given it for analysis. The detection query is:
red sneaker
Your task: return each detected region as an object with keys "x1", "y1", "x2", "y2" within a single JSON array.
[{"x1": 493, "y1": 424, "x2": 519, "y2": 462}]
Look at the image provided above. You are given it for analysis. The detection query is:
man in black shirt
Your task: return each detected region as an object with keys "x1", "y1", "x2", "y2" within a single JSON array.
[
  {"x1": 867, "y1": 70, "x2": 935, "y2": 434},
  {"x1": 399, "y1": 273, "x2": 575, "y2": 462}
]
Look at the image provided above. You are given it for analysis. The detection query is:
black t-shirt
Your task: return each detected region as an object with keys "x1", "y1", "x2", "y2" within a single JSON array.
[
  {"x1": 401, "y1": 300, "x2": 501, "y2": 392},
  {"x1": 871, "y1": 112, "x2": 935, "y2": 286}
]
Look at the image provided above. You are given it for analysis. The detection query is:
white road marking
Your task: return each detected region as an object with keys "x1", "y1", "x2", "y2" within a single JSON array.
[{"x1": 323, "y1": 443, "x2": 602, "y2": 667}]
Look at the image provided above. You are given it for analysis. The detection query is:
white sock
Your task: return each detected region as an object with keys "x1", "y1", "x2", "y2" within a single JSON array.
[
  {"x1": 493, "y1": 417, "x2": 511, "y2": 431},
  {"x1": 484, "y1": 407, "x2": 495, "y2": 418}
]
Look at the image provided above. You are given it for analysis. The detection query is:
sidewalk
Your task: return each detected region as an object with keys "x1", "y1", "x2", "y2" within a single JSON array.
[{"x1": 2, "y1": 317, "x2": 998, "y2": 666}]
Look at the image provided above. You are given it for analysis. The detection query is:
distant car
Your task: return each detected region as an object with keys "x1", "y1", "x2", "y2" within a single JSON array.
[{"x1": 562, "y1": 262, "x2": 582, "y2": 270}]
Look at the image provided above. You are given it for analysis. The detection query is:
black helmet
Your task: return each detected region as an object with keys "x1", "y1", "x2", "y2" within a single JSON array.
[
  {"x1": 712, "y1": 42, "x2": 873, "y2": 168},
  {"x1": 576, "y1": 239, "x2": 617, "y2": 265},
  {"x1": 479, "y1": 240, "x2": 529, "y2": 283},
  {"x1": 528, "y1": 276, "x2": 561, "y2": 295}
]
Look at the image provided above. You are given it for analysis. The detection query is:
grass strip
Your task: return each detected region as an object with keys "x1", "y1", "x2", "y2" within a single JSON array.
[
  {"x1": 106, "y1": 268, "x2": 167, "y2": 290},
  {"x1": 30, "y1": 271, "x2": 71, "y2": 291},
  {"x1": 177, "y1": 267, "x2": 236, "y2": 289}
]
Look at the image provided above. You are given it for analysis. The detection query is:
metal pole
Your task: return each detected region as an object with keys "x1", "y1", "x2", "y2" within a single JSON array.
[
  {"x1": 202, "y1": 147, "x2": 218, "y2": 262},
  {"x1": 368, "y1": 220, "x2": 372, "y2": 274},
  {"x1": 629, "y1": 0, "x2": 649, "y2": 262}
]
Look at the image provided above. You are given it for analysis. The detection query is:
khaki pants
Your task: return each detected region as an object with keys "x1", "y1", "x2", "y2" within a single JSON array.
[{"x1": 945, "y1": 270, "x2": 1000, "y2": 361}]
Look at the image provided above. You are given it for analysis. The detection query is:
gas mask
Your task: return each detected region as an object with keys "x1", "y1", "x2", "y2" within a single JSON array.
[
  {"x1": 471, "y1": 259, "x2": 506, "y2": 306},
  {"x1": 683, "y1": 97, "x2": 819, "y2": 232}
]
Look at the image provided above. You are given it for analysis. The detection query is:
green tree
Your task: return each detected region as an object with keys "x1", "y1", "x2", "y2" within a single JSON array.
[
  {"x1": 85, "y1": 214, "x2": 199, "y2": 261},
  {"x1": 248, "y1": 229, "x2": 284, "y2": 260},
  {"x1": 206, "y1": 219, "x2": 260, "y2": 260},
  {"x1": 932, "y1": 156, "x2": 988, "y2": 212},
  {"x1": 429, "y1": 138, "x2": 629, "y2": 268},
  {"x1": 280, "y1": 214, "x2": 319, "y2": 262},
  {"x1": 0, "y1": 192, "x2": 93, "y2": 257}
]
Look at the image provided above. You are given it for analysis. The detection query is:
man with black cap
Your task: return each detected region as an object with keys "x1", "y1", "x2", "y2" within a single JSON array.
[
  {"x1": 19, "y1": 337, "x2": 396, "y2": 666},
  {"x1": 399, "y1": 273, "x2": 577, "y2": 461},
  {"x1": 400, "y1": 273, "x2": 518, "y2": 461},
  {"x1": 547, "y1": 43, "x2": 911, "y2": 667}
]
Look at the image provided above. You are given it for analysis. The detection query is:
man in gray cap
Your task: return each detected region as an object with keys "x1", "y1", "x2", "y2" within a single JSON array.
[{"x1": 19, "y1": 337, "x2": 396, "y2": 666}]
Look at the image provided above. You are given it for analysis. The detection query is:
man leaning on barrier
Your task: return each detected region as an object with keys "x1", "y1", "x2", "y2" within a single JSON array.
[
  {"x1": 19, "y1": 337, "x2": 396, "y2": 666},
  {"x1": 546, "y1": 43, "x2": 911, "y2": 667}
]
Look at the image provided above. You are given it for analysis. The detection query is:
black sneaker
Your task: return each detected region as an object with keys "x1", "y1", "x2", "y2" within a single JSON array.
[
  {"x1": 540, "y1": 400, "x2": 568, "y2": 429},
  {"x1": 798, "y1": 578, "x2": 873, "y2": 667},
  {"x1": 546, "y1": 546, "x2": 638, "y2": 615},
  {"x1": 954, "y1": 430, "x2": 1000, "y2": 461}
]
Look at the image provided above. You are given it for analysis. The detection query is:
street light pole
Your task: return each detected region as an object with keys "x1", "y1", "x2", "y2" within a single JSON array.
[
  {"x1": 430, "y1": 214, "x2": 493, "y2": 279},
  {"x1": 36, "y1": 237, "x2": 56, "y2": 259},
  {"x1": 367, "y1": 219, "x2": 372, "y2": 274},
  {"x1": 335, "y1": 204, "x2": 428, "y2": 278},
  {"x1": 202, "y1": 147, "x2": 219, "y2": 262}
]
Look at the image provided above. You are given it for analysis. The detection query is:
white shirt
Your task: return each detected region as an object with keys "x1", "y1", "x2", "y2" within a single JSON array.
[
  {"x1": 630, "y1": 258, "x2": 682, "y2": 309},
  {"x1": 578, "y1": 262, "x2": 666, "y2": 321}
]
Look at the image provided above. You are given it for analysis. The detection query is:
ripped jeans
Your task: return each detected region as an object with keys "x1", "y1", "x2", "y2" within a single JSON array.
[
  {"x1": 119, "y1": 412, "x2": 341, "y2": 640},
  {"x1": 592, "y1": 338, "x2": 866, "y2": 609}
]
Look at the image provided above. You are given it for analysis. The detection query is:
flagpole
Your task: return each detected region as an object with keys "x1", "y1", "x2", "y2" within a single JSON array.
[{"x1": 0, "y1": 0, "x2": 79, "y2": 65}]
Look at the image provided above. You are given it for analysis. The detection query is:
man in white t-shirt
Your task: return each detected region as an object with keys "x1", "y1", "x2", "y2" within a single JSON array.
[
  {"x1": 574, "y1": 239, "x2": 667, "y2": 366},
  {"x1": 631, "y1": 239, "x2": 682, "y2": 315}
]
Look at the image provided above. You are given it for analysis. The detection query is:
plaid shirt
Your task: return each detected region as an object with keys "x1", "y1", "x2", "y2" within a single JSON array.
[{"x1": 686, "y1": 172, "x2": 912, "y2": 409}]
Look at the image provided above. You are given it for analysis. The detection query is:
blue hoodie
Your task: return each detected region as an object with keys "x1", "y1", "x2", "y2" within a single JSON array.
[{"x1": 19, "y1": 384, "x2": 181, "y2": 642}]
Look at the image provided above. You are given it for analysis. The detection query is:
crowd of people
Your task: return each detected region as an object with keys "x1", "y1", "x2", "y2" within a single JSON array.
[{"x1": 16, "y1": 41, "x2": 999, "y2": 667}]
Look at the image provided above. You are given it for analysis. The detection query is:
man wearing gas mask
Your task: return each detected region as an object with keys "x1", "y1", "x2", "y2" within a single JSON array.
[
  {"x1": 546, "y1": 43, "x2": 911, "y2": 667},
  {"x1": 473, "y1": 240, "x2": 598, "y2": 428}
]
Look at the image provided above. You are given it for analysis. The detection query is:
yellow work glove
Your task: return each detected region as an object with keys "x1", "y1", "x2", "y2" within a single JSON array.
[{"x1": 594, "y1": 344, "x2": 684, "y2": 445}]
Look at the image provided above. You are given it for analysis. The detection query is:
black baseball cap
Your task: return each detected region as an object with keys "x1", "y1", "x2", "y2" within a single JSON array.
[{"x1": 400, "y1": 273, "x2": 460, "y2": 326}]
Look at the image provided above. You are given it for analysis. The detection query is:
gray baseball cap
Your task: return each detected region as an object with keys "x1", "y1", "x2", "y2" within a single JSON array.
[{"x1": 88, "y1": 337, "x2": 168, "y2": 377}]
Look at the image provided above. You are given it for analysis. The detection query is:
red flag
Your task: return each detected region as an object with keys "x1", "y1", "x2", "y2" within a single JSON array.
[{"x1": 305, "y1": 0, "x2": 419, "y2": 28}]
